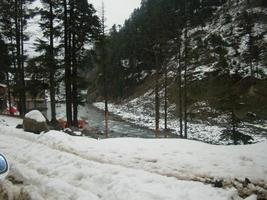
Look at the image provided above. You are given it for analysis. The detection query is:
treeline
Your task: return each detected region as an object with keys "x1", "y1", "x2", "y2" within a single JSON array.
[
  {"x1": 0, "y1": 0, "x2": 100, "y2": 126},
  {"x1": 102, "y1": 0, "x2": 227, "y2": 98}
]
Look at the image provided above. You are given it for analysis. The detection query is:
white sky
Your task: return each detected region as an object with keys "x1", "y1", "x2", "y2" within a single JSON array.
[{"x1": 90, "y1": 0, "x2": 142, "y2": 28}]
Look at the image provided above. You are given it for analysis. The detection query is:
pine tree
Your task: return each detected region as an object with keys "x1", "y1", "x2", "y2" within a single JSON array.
[
  {"x1": 0, "y1": 36, "x2": 11, "y2": 83},
  {"x1": 18, "y1": 0, "x2": 36, "y2": 116},
  {"x1": 175, "y1": 35, "x2": 183, "y2": 138},
  {"x1": 19, "y1": 0, "x2": 27, "y2": 116},
  {"x1": 163, "y1": 57, "x2": 168, "y2": 138},
  {"x1": 154, "y1": 48, "x2": 161, "y2": 138},
  {"x1": 35, "y1": 0, "x2": 61, "y2": 122},
  {"x1": 0, "y1": 2, "x2": 15, "y2": 114},
  {"x1": 183, "y1": 0, "x2": 189, "y2": 139},
  {"x1": 63, "y1": 0, "x2": 72, "y2": 126},
  {"x1": 61, "y1": 0, "x2": 99, "y2": 127},
  {"x1": 0, "y1": 0, "x2": 36, "y2": 116},
  {"x1": 69, "y1": 0, "x2": 99, "y2": 126},
  {"x1": 98, "y1": 2, "x2": 109, "y2": 137}
]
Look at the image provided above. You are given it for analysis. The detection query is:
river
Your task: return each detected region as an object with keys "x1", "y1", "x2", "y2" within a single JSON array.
[{"x1": 46, "y1": 103, "x2": 156, "y2": 138}]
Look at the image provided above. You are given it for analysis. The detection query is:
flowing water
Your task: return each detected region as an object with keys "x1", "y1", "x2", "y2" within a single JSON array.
[{"x1": 47, "y1": 104, "x2": 156, "y2": 138}]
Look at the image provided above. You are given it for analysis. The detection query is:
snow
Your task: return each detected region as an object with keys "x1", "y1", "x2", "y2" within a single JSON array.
[
  {"x1": 0, "y1": 116, "x2": 266, "y2": 199},
  {"x1": 93, "y1": 99, "x2": 267, "y2": 145},
  {"x1": 244, "y1": 122, "x2": 267, "y2": 131},
  {"x1": 25, "y1": 110, "x2": 46, "y2": 122},
  {"x1": 0, "y1": 84, "x2": 7, "y2": 88},
  {"x1": 245, "y1": 196, "x2": 257, "y2": 200},
  {"x1": 179, "y1": 0, "x2": 267, "y2": 80},
  {"x1": 0, "y1": 115, "x2": 22, "y2": 127},
  {"x1": 140, "y1": 70, "x2": 149, "y2": 81},
  {"x1": 37, "y1": 132, "x2": 267, "y2": 183}
]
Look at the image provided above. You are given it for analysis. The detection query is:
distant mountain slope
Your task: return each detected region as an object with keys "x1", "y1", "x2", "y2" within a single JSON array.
[{"x1": 185, "y1": 0, "x2": 267, "y2": 80}]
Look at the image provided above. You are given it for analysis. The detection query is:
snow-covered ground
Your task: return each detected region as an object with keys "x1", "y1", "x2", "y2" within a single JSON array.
[
  {"x1": 0, "y1": 115, "x2": 266, "y2": 199},
  {"x1": 0, "y1": 115, "x2": 22, "y2": 127}
]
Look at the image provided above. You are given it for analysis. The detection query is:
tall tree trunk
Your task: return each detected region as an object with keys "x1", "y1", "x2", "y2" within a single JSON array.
[
  {"x1": 15, "y1": 0, "x2": 22, "y2": 115},
  {"x1": 178, "y1": 42, "x2": 183, "y2": 138},
  {"x1": 103, "y1": 40, "x2": 108, "y2": 137},
  {"x1": 231, "y1": 109, "x2": 237, "y2": 145},
  {"x1": 20, "y1": 0, "x2": 26, "y2": 115},
  {"x1": 164, "y1": 61, "x2": 168, "y2": 138},
  {"x1": 154, "y1": 50, "x2": 160, "y2": 138},
  {"x1": 49, "y1": 1, "x2": 56, "y2": 122},
  {"x1": 104, "y1": 63, "x2": 109, "y2": 138},
  {"x1": 10, "y1": 36, "x2": 17, "y2": 114},
  {"x1": 184, "y1": 1, "x2": 188, "y2": 139},
  {"x1": 101, "y1": 2, "x2": 109, "y2": 137},
  {"x1": 247, "y1": 0, "x2": 254, "y2": 77},
  {"x1": 184, "y1": 48, "x2": 188, "y2": 139},
  {"x1": 6, "y1": 72, "x2": 12, "y2": 114},
  {"x1": 63, "y1": 0, "x2": 72, "y2": 126},
  {"x1": 69, "y1": 9, "x2": 73, "y2": 124},
  {"x1": 249, "y1": 33, "x2": 254, "y2": 77},
  {"x1": 69, "y1": 0, "x2": 78, "y2": 127},
  {"x1": 72, "y1": 33, "x2": 78, "y2": 127}
]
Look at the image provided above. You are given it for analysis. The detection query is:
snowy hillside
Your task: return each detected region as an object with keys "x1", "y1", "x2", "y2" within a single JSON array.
[
  {"x1": 186, "y1": 1, "x2": 267, "y2": 79},
  {"x1": 0, "y1": 116, "x2": 267, "y2": 199},
  {"x1": 91, "y1": 0, "x2": 267, "y2": 144},
  {"x1": 94, "y1": 95, "x2": 267, "y2": 145}
]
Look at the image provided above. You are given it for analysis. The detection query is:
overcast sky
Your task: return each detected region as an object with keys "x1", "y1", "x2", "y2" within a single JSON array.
[{"x1": 90, "y1": 0, "x2": 142, "y2": 28}]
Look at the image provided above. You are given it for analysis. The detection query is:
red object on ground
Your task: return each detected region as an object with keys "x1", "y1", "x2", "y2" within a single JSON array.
[
  {"x1": 78, "y1": 120, "x2": 86, "y2": 129},
  {"x1": 58, "y1": 119, "x2": 86, "y2": 129},
  {"x1": 58, "y1": 119, "x2": 67, "y2": 129},
  {"x1": 6, "y1": 107, "x2": 17, "y2": 115}
]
